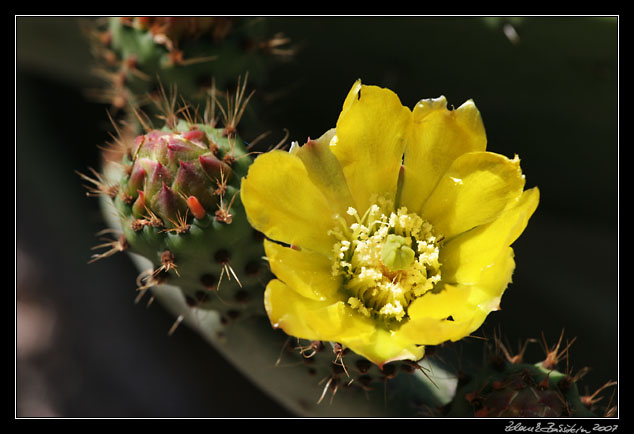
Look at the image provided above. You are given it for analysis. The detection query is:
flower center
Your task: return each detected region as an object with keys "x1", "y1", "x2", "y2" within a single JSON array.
[
  {"x1": 330, "y1": 197, "x2": 442, "y2": 327},
  {"x1": 381, "y1": 234, "x2": 416, "y2": 272}
]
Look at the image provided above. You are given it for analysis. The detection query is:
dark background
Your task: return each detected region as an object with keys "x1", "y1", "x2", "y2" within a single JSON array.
[{"x1": 16, "y1": 16, "x2": 618, "y2": 417}]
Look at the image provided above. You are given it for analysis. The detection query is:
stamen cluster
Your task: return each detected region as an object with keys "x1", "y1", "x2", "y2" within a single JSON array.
[{"x1": 330, "y1": 198, "x2": 442, "y2": 325}]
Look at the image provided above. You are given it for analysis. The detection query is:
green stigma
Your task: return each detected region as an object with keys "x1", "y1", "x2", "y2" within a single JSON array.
[
  {"x1": 381, "y1": 234, "x2": 415, "y2": 271},
  {"x1": 330, "y1": 199, "x2": 442, "y2": 324}
]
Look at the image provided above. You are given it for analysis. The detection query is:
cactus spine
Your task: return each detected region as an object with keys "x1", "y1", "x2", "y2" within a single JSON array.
[
  {"x1": 444, "y1": 331, "x2": 617, "y2": 418},
  {"x1": 84, "y1": 16, "x2": 292, "y2": 132}
]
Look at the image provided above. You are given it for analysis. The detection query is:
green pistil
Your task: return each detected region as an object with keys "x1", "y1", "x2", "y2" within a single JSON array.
[{"x1": 381, "y1": 234, "x2": 415, "y2": 271}]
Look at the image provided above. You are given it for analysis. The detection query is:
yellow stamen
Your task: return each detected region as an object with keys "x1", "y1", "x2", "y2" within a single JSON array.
[{"x1": 331, "y1": 198, "x2": 442, "y2": 326}]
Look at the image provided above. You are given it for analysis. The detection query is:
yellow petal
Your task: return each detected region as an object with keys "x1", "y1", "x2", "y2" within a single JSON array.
[
  {"x1": 467, "y1": 246, "x2": 516, "y2": 311},
  {"x1": 440, "y1": 187, "x2": 539, "y2": 285},
  {"x1": 264, "y1": 239, "x2": 341, "y2": 302},
  {"x1": 445, "y1": 248, "x2": 516, "y2": 322},
  {"x1": 241, "y1": 150, "x2": 336, "y2": 256},
  {"x1": 400, "y1": 97, "x2": 487, "y2": 214},
  {"x1": 398, "y1": 249, "x2": 516, "y2": 347},
  {"x1": 396, "y1": 313, "x2": 485, "y2": 346},
  {"x1": 264, "y1": 278, "x2": 374, "y2": 343},
  {"x1": 397, "y1": 282, "x2": 489, "y2": 345},
  {"x1": 295, "y1": 129, "x2": 356, "y2": 217},
  {"x1": 421, "y1": 151, "x2": 526, "y2": 239},
  {"x1": 264, "y1": 279, "x2": 424, "y2": 366},
  {"x1": 407, "y1": 282, "x2": 471, "y2": 319},
  {"x1": 350, "y1": 329, "x2": 425, "y2": 368},
  {"x1": 331, "y1": 80, "x2": 412, "y2": 213}
]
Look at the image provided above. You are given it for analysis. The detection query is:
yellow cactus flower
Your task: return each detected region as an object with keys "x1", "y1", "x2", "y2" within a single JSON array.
[{"x1": 241, "y1": 80, "x2": 539, "y2": 367}]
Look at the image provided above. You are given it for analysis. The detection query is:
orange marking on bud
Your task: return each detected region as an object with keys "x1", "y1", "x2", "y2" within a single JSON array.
[{"x1": 186, "y1": 195, "x2": 206, "y2": 219}]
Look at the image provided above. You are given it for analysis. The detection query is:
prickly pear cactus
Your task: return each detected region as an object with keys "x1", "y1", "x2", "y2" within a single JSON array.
[
  {"x1": 80, "y1": 80, "x2": 618, "y2": 418},
  {"x1": 444, "y1": 331, "x2": 617, "y2": 418},
  {"x1": 84, "y1": 16, "x2": 292, "y2": 114},
  {"x1": 79, "y1": 83, "x2": 465, "y2": 417}
]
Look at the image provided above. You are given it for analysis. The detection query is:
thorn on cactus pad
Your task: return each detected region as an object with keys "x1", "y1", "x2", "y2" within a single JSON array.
[
  {"x1": 602, "y1": 387, "x2": 618, "y2": 417},
  {"x1": 152, "y1": 82, "x2": 180, "y2": 130},
  {"x1": 168, "y1": 314, "x2": 184, "y2": 336},
  {"x1": 571, "y1": 366, "x2": 591, "y2": 383},
  {"x1": 540, "y1": 329, "x2": 577, "y2": 371},
  {"x1": 221, "y1": 151, "x2": 236, "y2": 166},
  {"x1": 494, "y1": 327, "x2": 535, "y2": 365},
  {"x1": 84, "y1": 73, "x2": 132, "y2": 111},
  {"x1": 214, "y1": 249, "x2": 242, "y2": 289},
  {"x1": 88, "y1": 231, "x2": 128, "y2": 263},
  {"x1": 161, "y1": 209, "x2": 191, "y2": 235},
  {"x1": 120, "y1": 192, "x2": 135, "y2": 205},
  {"x1": 216, "y1": 73, "x2": 254, "y2": 139},
  {"x1": 140, "y1": 205, "x2": 164, "y2": 229},
  {"x1": 400, "y1": 360, "x2": 438, "y2": 388},
  {"x1": 581, "y1": 380, "x2": 617, "y2": 409},
  {"x1": 153, "y1": 250, "x2": 179, "y2": 277},
  {"x1": 331, "y1": 361, "x2": 346, "y2": 376},
  {"x1": 76, "y1": 168, "x2": 119, "y2": 200},
  {"x1": 332, "y1": 343, "x2": 350, "y2": 378},
  {"x1": 215, "y1": 190, "x2": 238, "y2": 224},
  {"x1": 130, "y1": 218, "x2": 148, "y2": 232},
  {"x1": 317, "y1": 374, "x2": 340, "y2": 405},
  {"x1": 297, "y1": 340, "x2": 324, "y2": 358},
  {"x1": 301, "y1": 355, "x2": 315, "y2": 366},
  {"x1": 134, "y1": 268, "x2": 169, "y2": 304},
  {"x1": 275, "y1": 337, "x2": 295, "y2": 367},
  {"x1": 131, "y1": 106, "x2": 154, "y2": 135}
]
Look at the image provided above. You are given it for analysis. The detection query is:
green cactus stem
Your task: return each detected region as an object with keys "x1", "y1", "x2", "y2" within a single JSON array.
[
  {"x1": 81, "y1": 88, "x2": 268, "y2": 329},
  {"x1": 444, "y1": 331, "x2": 617, "y2": 417},
  {"x1": 84, "y1": 16, "x2": 293, "y2": 115}
]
